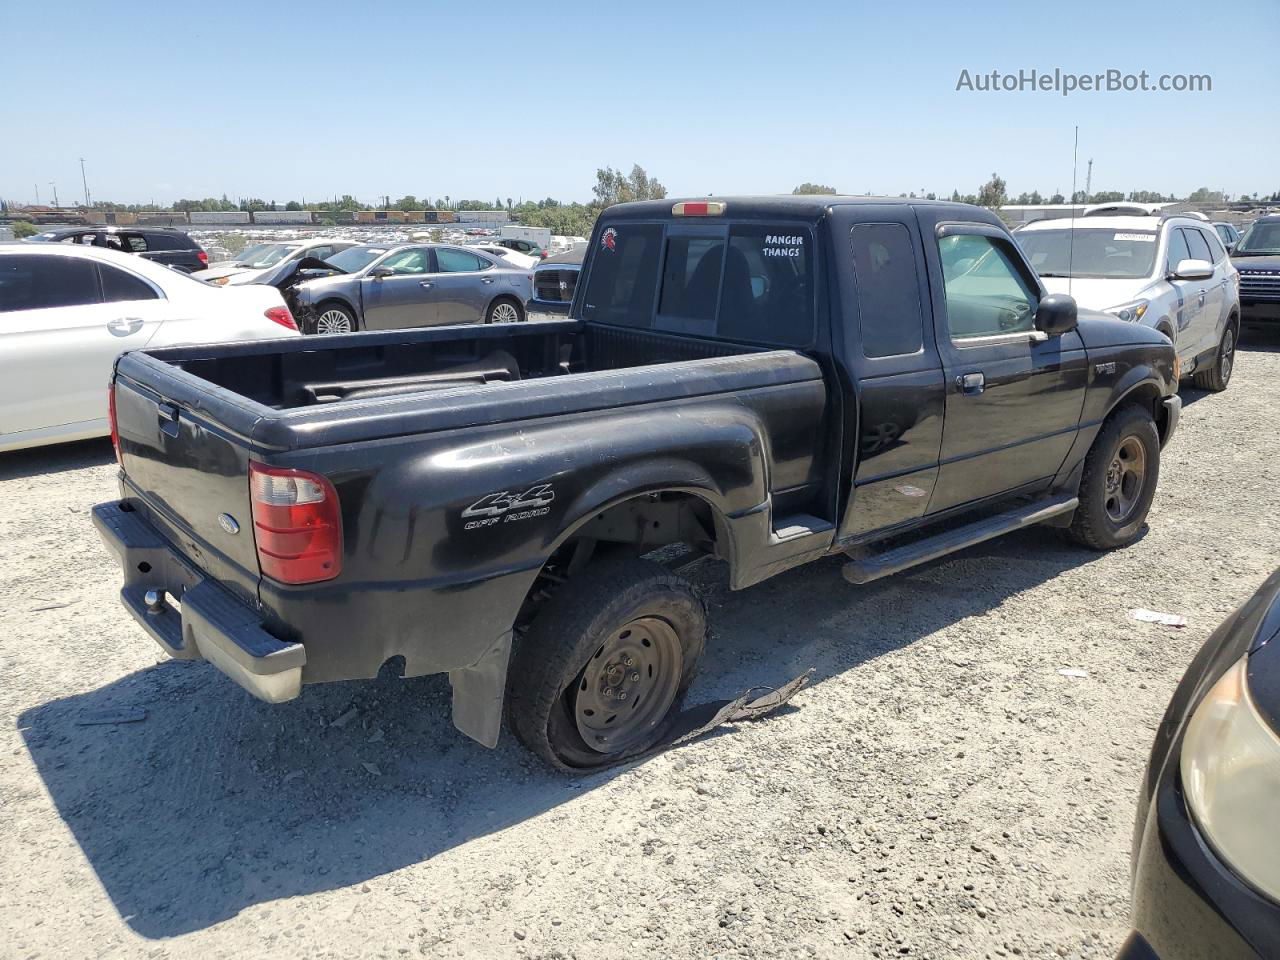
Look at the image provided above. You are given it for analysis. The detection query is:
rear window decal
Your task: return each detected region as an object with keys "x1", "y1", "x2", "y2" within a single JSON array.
[{"x1": 601, "y1": 227, "x2": 618, "y2": 252}]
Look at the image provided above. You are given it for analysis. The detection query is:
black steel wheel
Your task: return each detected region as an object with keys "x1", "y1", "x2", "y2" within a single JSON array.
[
  {"x1": 1066, "y1": 404, "x2": 1160, "y2": 550},
  {"x1": 507, "y1": 556, "x2": 706, "y2": 771}
]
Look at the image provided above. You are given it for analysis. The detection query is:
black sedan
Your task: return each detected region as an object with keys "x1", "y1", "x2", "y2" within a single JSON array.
[{"x1": 1121, "y1": 570, "x2": 1280, "y2": 958}]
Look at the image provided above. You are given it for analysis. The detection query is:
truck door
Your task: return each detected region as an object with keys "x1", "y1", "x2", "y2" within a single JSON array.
[
  {"x1": 835, "y1": 208, "x2": 946, "y2": 540},
  {"x1": 923, "y1": 221, "x2": 1087, "y2": 514}
]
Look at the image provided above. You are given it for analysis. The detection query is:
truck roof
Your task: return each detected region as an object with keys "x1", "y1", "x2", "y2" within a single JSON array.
[{"x1": 601, "y1": 195, "x2": 979, "y2": 223}]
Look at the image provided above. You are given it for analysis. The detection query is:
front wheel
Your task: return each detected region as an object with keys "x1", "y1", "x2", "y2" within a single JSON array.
[
  {"x1": 507, "y1": 556, "x2": 706, "y2": 771},
  {"x1": 312, "y1": 302, "x2": 358, "y2": 335},
  {"x1": 1192, "y1": 323, "x2": 1235, "y2": 392},
  {"x1": 485, "y1": 297, "x2": 523, "y2": 324},
  {"x1": 1066, "y1": 404, "x2": 1160, "y2": 550}
]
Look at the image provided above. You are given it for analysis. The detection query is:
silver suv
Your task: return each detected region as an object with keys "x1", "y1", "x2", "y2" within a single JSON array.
[{"x1": 1016, "y1": 214, "x2": 1240, "y2": 391}]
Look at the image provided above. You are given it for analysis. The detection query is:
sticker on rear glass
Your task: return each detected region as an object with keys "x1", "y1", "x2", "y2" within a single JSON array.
[
  {"x1": 764, "y1": 234, "x2": 804, "y2": 258},
  {"x1": 1113, "y1": 233, "x2": 1156, "y2": 242},
  {"x1": 601, "y1": 227, "x2": 618, "y2": 251}
]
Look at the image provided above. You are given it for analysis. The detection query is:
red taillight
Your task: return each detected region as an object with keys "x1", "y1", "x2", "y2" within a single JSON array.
[
  {"x1": 108, "y1": 383, "x2": 121, "y2": 464},
  {"x1": 265, "y1": 306, "x2": 297, "y2": 331},
  {"x1": 248, "y1": 462, "x2": 342, "y2": 584},
  {"x1": 197, "y1": 250, "x2": 209, "y2": 266},
  {"x1": 671, "y1": 201, "x2": 726, "y2": 217}
]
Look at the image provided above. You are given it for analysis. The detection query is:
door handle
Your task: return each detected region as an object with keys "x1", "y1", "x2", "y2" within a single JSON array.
[
  {"x1": 419, "y1": 281, "x2": 434, "y2": 289},
  {"x1": 955, "y1": 372, "x2": 985, "y2": 395},
  {"x1": 1197, "y1": 288, "x2": 1207, "y2": 307},
  {"x1": 481, "y1": 277, "x2": 495, "y2": 284},
  {"x1": 157, "y1": 402, "x2": 180, "y2": 438},
  {"x1": 107, "y1": 317, "x2": 144, "y2": 336}
]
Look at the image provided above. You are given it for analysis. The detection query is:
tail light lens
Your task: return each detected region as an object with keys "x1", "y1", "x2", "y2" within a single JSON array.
[
  {"x1": 197, "y1": 250, "x2": 209, "y2": 266},
  {"x1": 265, "y1": 306, "x2": 297, "y2": 331},
  {"x1": 249, "y1": 463, "x2": 342, "y2": 584},
  {"x1": 107, "y1": 382, "x2": 121, "y2": 464}
]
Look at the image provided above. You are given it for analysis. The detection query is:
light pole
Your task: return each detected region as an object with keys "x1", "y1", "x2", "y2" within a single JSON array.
[
  {"x1": 49, "y1": 182, "x2": 59, "y2": 209},
  {"x1": 80, "y1": 158, "x2": 91, "y2": 208}
]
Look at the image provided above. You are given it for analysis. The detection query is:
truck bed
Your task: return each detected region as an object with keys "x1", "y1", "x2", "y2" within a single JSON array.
[{"x1": 121, "y1": 320, "x2": 816, "y2": 451}]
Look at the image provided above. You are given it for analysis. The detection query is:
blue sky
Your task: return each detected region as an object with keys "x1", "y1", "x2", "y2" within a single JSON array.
[{"x1": 3, "y1": 0, "x2": 1276, "y2": 206}]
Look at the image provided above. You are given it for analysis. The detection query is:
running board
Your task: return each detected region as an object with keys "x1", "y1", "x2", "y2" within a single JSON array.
[{"x1": 841, "y1": 495, "x2": 1078, "y2": 585}]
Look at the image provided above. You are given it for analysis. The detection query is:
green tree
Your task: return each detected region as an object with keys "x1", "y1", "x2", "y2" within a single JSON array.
[
  {"x1": 12, "y1": 220, "x2": 38, "y2": 239},
  {"x1": 792, "y1": 183, "x2": 837, "y2": 195},
  {"x1": 394, "y1": 195, "x2": 419, "y2": 212},
  {"x1": 1049, "y1": 193, "x2": 1065, "y2": 204},
  {"x1": 977, "y1": 172, "x2": 1007, "y2": 209},
  {"x1": 284, "y1": 200, "x2": 303, "y2": 211},
  {"x1": 592, "y1": 164, "x2": 667, "y2": 208},
  {"x1": 1188, "y1": 186, "x2": 1224, "y2": 204}
]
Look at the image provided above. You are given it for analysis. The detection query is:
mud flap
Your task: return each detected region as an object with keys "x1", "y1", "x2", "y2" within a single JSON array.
[{"x1": 449, "y1": 631, "x2": 513, "y2": 749}]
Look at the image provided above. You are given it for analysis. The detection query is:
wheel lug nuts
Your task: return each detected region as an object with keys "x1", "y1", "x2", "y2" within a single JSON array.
[
  {"x1": 617, "y1": 691, "x2": 628, "y2": 701},
  {"x1": 603, "y1": 686, "x2": 615, "y2": 698},
  {"x1": 631, "y1": 672, "x2": 640, "y2": 682},
  {"x1": 622, "y1": 655, "x2": 633, "y2": 666}
]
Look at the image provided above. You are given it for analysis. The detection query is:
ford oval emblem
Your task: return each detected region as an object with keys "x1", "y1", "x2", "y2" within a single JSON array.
[{"x1": 218, "y1": 513, "x2": 241, "y2": 535}]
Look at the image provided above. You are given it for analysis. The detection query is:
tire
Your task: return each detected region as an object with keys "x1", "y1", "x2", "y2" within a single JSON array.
[
  {"x1": 1066, "y1": 404, "x2": 1161, "y2": 550},
  {"x1": 312, "y1": 301, "x2": 358, "y2": 335},
  {"x1": 1192, "y1": 322, "x2": 1236, "y2": 392},
  {"x1": 507, "y1": 556, "x2": 707, "y2": 771},
  {"x1": 485, "y1": 297, "x2": 523, "y2": 325}
]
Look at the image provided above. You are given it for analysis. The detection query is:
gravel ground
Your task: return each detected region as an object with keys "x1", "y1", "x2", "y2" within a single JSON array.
[{"x1": 3, "y1": 329, "x2": 1278, "y2": 960}]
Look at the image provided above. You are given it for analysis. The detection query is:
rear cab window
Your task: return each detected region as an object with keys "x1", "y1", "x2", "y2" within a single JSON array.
[{"x1": 580, "y1": 220, "x2": 814, "y2": 347}]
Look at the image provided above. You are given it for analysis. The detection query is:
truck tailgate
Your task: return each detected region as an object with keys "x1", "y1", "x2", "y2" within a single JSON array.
[{"x1": 113, "y1": 373, "x2": 261, "y2": 604}]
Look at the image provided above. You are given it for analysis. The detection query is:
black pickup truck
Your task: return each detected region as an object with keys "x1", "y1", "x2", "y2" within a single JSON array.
[{"x1": 93, "y1": 196, "x2": 1180, "y2": 770}]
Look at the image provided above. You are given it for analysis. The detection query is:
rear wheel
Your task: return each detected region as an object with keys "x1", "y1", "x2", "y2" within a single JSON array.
[
  {"x1": 486, "y1": 297, "x2": 523, "y2": 325},
  {"x1": 313, "y1": 302, "x2": 358, "y2": 335},
  {"x1": 507, "y1": 556, "x2": 706, "y2": 771},
  {"x1": 1066, "y1": 404, "x2": 1160, "y2": 550},
  {"x1": 1192, "y1": 322, "x2": 1235, "y2": 392}
]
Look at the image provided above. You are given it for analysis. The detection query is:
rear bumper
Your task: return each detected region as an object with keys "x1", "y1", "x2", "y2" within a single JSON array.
[{"x1": 92, "y1": 500, "x2": 305, "y2": 703}]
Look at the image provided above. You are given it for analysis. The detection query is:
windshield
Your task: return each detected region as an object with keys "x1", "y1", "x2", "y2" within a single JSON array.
[
  {"x1": 1235, "y1": 221, "x2": 1280, "y2": 256},
  {"x1": 230, "y1": 242, "x2": 300, "y2": 268},
  {"x1": 1016, "y1": 228, "x2": 1159, "y2": 279},
  {"x1": 325, "y1": 245, "x2": 388, "y2": 273}
]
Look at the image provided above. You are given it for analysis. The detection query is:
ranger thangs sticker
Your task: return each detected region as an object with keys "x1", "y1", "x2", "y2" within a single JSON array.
[
  {"x1": 462, "y1": 484, "x2": 556, "y2": 530},
  {"x1": 601, "y1": 227, "x2": 618, "y2": 251},
  {"x1": 763, "y1": 234, "x2": 803, "y2": 258}
]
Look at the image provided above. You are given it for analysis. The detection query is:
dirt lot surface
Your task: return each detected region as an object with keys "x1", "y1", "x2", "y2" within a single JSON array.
[{"x1": 3, "y1": 330, "x2": 1278, "y2": 960}]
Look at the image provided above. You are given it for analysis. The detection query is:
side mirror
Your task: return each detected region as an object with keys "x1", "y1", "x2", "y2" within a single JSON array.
[
  {"x1": 1034, "y1": 293, "x2": 1078, "y2": 337},
  {"x1": 1172, "y1": 258, "x2": 1213, "y2": 281},
  {"x1": 1225, "y1": 241, "x2": 1238, "y2": 255},
  {"x1": 368, "y1": 266, "x2": 394, "y2": 279}
]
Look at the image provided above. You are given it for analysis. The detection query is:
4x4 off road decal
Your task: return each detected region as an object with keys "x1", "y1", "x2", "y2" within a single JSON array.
[{"x1": 462, "y1": 484, "x2": 556, "y2": 530}]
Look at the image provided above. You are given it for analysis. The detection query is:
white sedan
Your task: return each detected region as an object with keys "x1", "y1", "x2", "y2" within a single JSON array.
[
  {"x1": 468, "y1": 243, "x2": 540, "y2": 270},
  {"x1": 0, "y1": 244, "x2": 299, "y2": 453},
  {"x1": 192, "y1": 237, "x2": 357, "y2": 286}
]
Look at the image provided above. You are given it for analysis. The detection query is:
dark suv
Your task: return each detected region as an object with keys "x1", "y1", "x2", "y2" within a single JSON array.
[{"x1": 27, "y1": 226, "x2": 208, "y2": 273}]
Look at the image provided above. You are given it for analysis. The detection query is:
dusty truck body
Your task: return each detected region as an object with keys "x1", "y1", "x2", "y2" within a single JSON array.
[{"x1": 95, "y1": 196, "x2": 1180, "y2": 770}]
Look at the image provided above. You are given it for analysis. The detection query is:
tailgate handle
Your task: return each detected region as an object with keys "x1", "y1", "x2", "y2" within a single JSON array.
[{"x1": 158, "y1": 402, "x2": 180, "y2": 437}]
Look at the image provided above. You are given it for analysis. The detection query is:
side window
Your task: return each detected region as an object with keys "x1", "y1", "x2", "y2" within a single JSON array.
[
  {"x1": 120, "y1": 234, "x2": 148, "y2": 253},
  {"x1": 937, "y1": 234, "x2": 1037, "y2": 340},
  {"x1": 308, "y1": 245, "x2": 333, "y2": 261},
  {"x1": 850, "y1": 223, "x2": 924, "y2": 358},
  {"x1": 719, "y1": 224, "x2": 813, "y2": 346},
  {"x1": 0, "y1": 255, "x2": 101, "y2": 313},
  {"x1": 100, "y1": 264, "x2": 159, "y2": 302},
  {"x1": 435, "y1": 248, "x2": 489, "y2": 273},
  {"x1": 1165, "y1": 229, "x2": 1191, "y2": 272},
  {"x1": 1198, "y1": 228, "x2": 1225, "y2": 264},
  {"x1": 1183, "y1": 227, "x2": 1213, "y2": 265},
  {"x1": 379, "y1": 249, "x2": 429, "y2": 274},
  {"x1": 658, "y1": 235, "x2": 725, "y2": 322},
  {"x1": 580, "y1": 223, "x2": 663, "y2": 329}
]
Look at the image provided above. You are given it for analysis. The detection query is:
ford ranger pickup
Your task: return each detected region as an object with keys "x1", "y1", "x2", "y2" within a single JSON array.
[{"x1": 93, "y1": 196, "x2": 1180, "y2": 770}]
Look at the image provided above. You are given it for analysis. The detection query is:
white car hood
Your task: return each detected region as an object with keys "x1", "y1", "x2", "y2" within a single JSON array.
[{"x1": 1040, "y1": 276, "x2": 1153, "y2": 310}]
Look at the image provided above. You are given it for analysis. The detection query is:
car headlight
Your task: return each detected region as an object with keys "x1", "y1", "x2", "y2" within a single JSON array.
[
  {"x1": 1181, "y1": 655, "x2": 1280, "y2": 900},
  {"x1": 1104, "y1": 299, "x2": 1149, "y2": 323}
]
